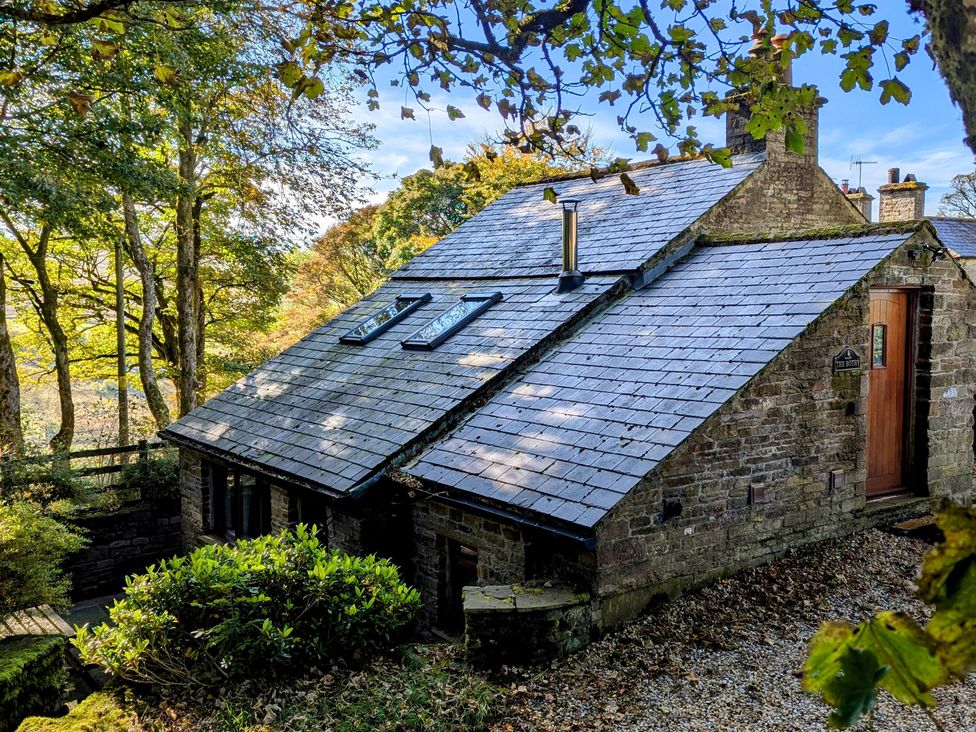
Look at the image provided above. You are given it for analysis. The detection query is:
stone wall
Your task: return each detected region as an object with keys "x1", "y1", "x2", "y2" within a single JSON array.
[
  {"x1": 701, "y1": 157, "x2": 865, "y2": 236},
  {"x1": 411, "y1": 498, "x2": 528, "y2": 631},
  {"x1": 593, "y1": 232, "x2": 976, "y2": 627},
  {"x1": 179, "y1": 448, "x2": 204, "y2": 549},
  {"x1": 270, "y1": 483, "x2": 289, "y2": 532},
  {"x1": 68, "y1": 499, "x2": 182, "y2": 599},
  {"x1": 960, "y1": 257, "x2": 976, "y2": 281}
]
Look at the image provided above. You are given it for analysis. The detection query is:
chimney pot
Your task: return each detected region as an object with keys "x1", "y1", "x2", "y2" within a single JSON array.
[
  {"x1": 840, "y1": 179, "x2": 849, "y2": 193},
  {"x1": 904, "y1": 173, "x2": 917, "y2": 183},
  {"x1": 887, "y1": 167, "x2": 900, "y2": 184},
  {"x1": 557, "y1": 199, "x2": 584, "y2": 293}
]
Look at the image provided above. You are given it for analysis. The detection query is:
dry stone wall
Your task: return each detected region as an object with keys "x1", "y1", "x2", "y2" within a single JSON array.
[{"x1": 68, "y1": 499, "x2": 182, "y2": 599}]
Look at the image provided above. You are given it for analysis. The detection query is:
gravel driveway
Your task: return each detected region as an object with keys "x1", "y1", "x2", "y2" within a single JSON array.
[{"x1": 493, "y1": 528, "x2": 976, "y2": 732}]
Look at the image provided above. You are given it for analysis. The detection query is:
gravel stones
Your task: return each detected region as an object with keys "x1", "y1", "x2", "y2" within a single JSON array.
[{"x1": 493, "y1": 528, "x2": 976, "y2": 731}]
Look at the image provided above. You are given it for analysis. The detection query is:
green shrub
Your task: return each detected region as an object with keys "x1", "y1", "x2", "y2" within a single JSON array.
[
  {"x1": 0, "y1": 502, "x2": 87, "y2": 616},
  {"x1": 75, "y1": 524, "x2": 422, "y2": 687},
  {"x1": 0, "y1": 636, "x2": 67, "y2": 730},
  {"x1": 118, "y1": 454, "x2": 179, "y2": 504},
  {"x1": 0, "y1": 459, "x2": 92, "y2": 512},
  {"x1": 16, "y1": 691, "x2": 133, "y2": 732}
]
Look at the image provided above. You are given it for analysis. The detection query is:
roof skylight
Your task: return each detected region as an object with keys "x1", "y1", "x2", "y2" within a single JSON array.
[
  {"x1": 401, "y1": 292, "x2": 503, "y2": 351},
  {"x1": 339, "y1": 293, "x2": 431, "y2": 345}
]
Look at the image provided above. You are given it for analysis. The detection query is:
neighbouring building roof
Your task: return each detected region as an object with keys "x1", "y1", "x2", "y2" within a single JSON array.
[
  {"x1": 162, "y1": 276, "x2": 622, "y2": 493},
  {"x1": 929, "y1": 216, "x2": 976, "y2": 258},
  {"x1": 406, "y1": 229, "x2": 917, "y2": 529},
  {"x1": 394, "y1": 155, "x2": 763, "y2": 279}
]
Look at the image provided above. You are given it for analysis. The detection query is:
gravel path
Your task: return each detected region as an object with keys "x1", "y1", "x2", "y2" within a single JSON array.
[{"x1": 492, "y1": 528, "x2": 976, "y2": 732}]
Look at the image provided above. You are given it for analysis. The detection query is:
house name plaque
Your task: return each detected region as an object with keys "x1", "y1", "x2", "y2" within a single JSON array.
[{"x1": 832, "y1": 347, "x2": 861, "y2": 373}]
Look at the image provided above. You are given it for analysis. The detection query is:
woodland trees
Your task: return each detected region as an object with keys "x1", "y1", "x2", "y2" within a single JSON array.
[{"x1": 0, "y1": 1, "x2": 371, "y2": 450}]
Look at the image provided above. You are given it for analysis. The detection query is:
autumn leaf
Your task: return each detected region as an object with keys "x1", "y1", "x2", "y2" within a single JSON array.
[
  {"x1": 429, "y1": 145, "x2": 444, "y2": 168},
  {"x1": 0, "y1": 70, "x2": 24, "y2": 88},
  {"x1": 542, "y1": 187, "x2": 557, "y2": 204},
  {"x1": 635, "y1": 131, "x2": 655, "y2": 152},
  {"x1": 401, "y1": 106, "x2": 415, "y2": 120},
  {"x1": 918, "y1": 502, "x2": 976, "y2": 608},
  {"x1": 805, "y1": 612, "x2": 947, "y2": 728},
  {"x1": 278, "y1": 62, "x2": 302, "y2": 87},
  {"x1": 446, "y1": 105, "x2": 465, "y2": 120},
  {"x1": 152, "y1": 65, "x2": 179, "y2": 85},
  {"x1": 879, "y1": 78, "x2": 911, "y2": 106},
  {"x1": 619, "y1": 173, "x2": 639, "y2": 195},
  {"x1": 91, "y1": 39, "x2": 119, "y2": 61},
  {"x1": 462, "y1": 161, "x2": 481, "y2": 181},
  {"x1": 823, "y1": 648, "x2": 888, "y2": 729},
  {"x1": 304, "y1": 78, "x2": 325, "y2": 100},
  {"x1": 67, "y1": 90, "x2": 93, "y2": 117},
  {"x1": 96, "y1": 11, "x2": 125, "y2": 34}
]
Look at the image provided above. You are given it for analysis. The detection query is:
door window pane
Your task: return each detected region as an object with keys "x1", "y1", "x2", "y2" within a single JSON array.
[{"x1": 872, "y1": 323, "x2": 887, "y2": 368}]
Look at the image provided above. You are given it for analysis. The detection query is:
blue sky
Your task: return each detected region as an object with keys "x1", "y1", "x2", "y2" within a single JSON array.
[{"x1": 350, "y1": 5, "x2": 974, "y2": 220}]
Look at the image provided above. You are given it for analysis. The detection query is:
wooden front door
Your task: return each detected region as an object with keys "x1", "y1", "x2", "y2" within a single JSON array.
[{"x1": 866, "y1": 289, "x2": 913, "y2": 497}]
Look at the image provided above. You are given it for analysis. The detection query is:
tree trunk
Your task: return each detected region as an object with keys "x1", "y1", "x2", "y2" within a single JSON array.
[
  {"x1": 122, "y1": 194, "x2": 171, "y2": 429},
  {"x1": 176, "y1": 116, "x2": 199, "y2": 417},
  {"x1": 114, "y1": 237, "x2": 129, "y2": 449},
  {"x1": 192, "y1": 195, "x2": 207, "y2": 403},
  {"x1": 0, "y1": 255, "x2": 24, "y2": 457},
  {"x1": 32, "y1": 227, "x2": 73, "y2": 451},
  {"x1": 0, "y1": 215, "x2": 72, "y2": 451}
]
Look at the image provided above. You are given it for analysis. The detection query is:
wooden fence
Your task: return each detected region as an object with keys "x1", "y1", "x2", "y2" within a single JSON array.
[{"x1": 0, "y1": 439, "x2": 172, "y2": 484}]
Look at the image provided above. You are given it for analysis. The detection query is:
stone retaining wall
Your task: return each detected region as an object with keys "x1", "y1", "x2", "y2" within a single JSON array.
[{"x1": 68, "y1": 499, "x2": 182, "y2": 599}]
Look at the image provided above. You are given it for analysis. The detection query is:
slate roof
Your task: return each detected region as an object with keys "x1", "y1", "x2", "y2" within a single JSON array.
[
  {"x1": 929, "y1": 217, "x2": 976, "y2": 258},
  {"x1": 394, "y1": 155, "x2": 763, "y2": 279},
  {"x1": 162, "y1": 276, "x2": 621, "y2": 493},
  {"x1": 406, "y1": 231, "x2": 915, "y2": 530}
]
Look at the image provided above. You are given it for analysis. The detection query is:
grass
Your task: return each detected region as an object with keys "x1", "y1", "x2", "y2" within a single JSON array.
[
  {"x1": 82, "y1": 644, "x2": 500, "y2": 732},
  {"x1": 216, "y1": 645, "x2": 498, "y2": 732}
]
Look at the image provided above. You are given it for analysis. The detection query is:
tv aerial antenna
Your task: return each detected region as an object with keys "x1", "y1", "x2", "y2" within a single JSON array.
[{"x1": 850, "y1": 155, "x2": 878, "y2": 190}]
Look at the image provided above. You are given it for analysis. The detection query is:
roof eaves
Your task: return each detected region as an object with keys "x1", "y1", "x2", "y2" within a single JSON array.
[
  {"x1": 391, "y1": 468, "x2": 598, "y2": 547},
  {"x1": 160, "y1": 427, "x2": 347, "y2": 499}
]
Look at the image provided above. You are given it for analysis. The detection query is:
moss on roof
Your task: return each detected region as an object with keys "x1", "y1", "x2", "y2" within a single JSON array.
[
  {"x1": 697, "y1": 220, "x2": 931, "y2": 246},
  {"x1": 517, "y1": 153, "x2": 711, "y2": 187},
  {"x1": 878, "y1": 181, "x2": 929, "y2": 192}
]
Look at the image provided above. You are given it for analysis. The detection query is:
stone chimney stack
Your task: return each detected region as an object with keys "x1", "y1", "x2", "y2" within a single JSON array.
[
  {"x1": 845, "y1": 185, "x2": 875, "y2": 222},
  {"x1": 725, "y1": 31, "x2": 822, "y2": 164},
  {"x1": 878, "y1": 168, "x2": 927, "y2": 222}
]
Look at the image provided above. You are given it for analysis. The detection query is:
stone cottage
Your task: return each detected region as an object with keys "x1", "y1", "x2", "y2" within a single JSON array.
[{"x1": 162, "y1": 90, "x2": 976, "y2": 644}]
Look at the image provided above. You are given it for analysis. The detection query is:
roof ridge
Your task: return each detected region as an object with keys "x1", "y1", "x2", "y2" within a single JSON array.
[
  {"x1": 516, "y1": 152, "x2": 764, "y2": 188},
  {"x1": 697, "y1": 221, "x2": 926, "y2": 246}
]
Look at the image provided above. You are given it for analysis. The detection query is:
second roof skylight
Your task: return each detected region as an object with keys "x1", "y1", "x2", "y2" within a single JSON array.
[{"x1": 401, "y1": 292, "x2": 503, "y2": 350}]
